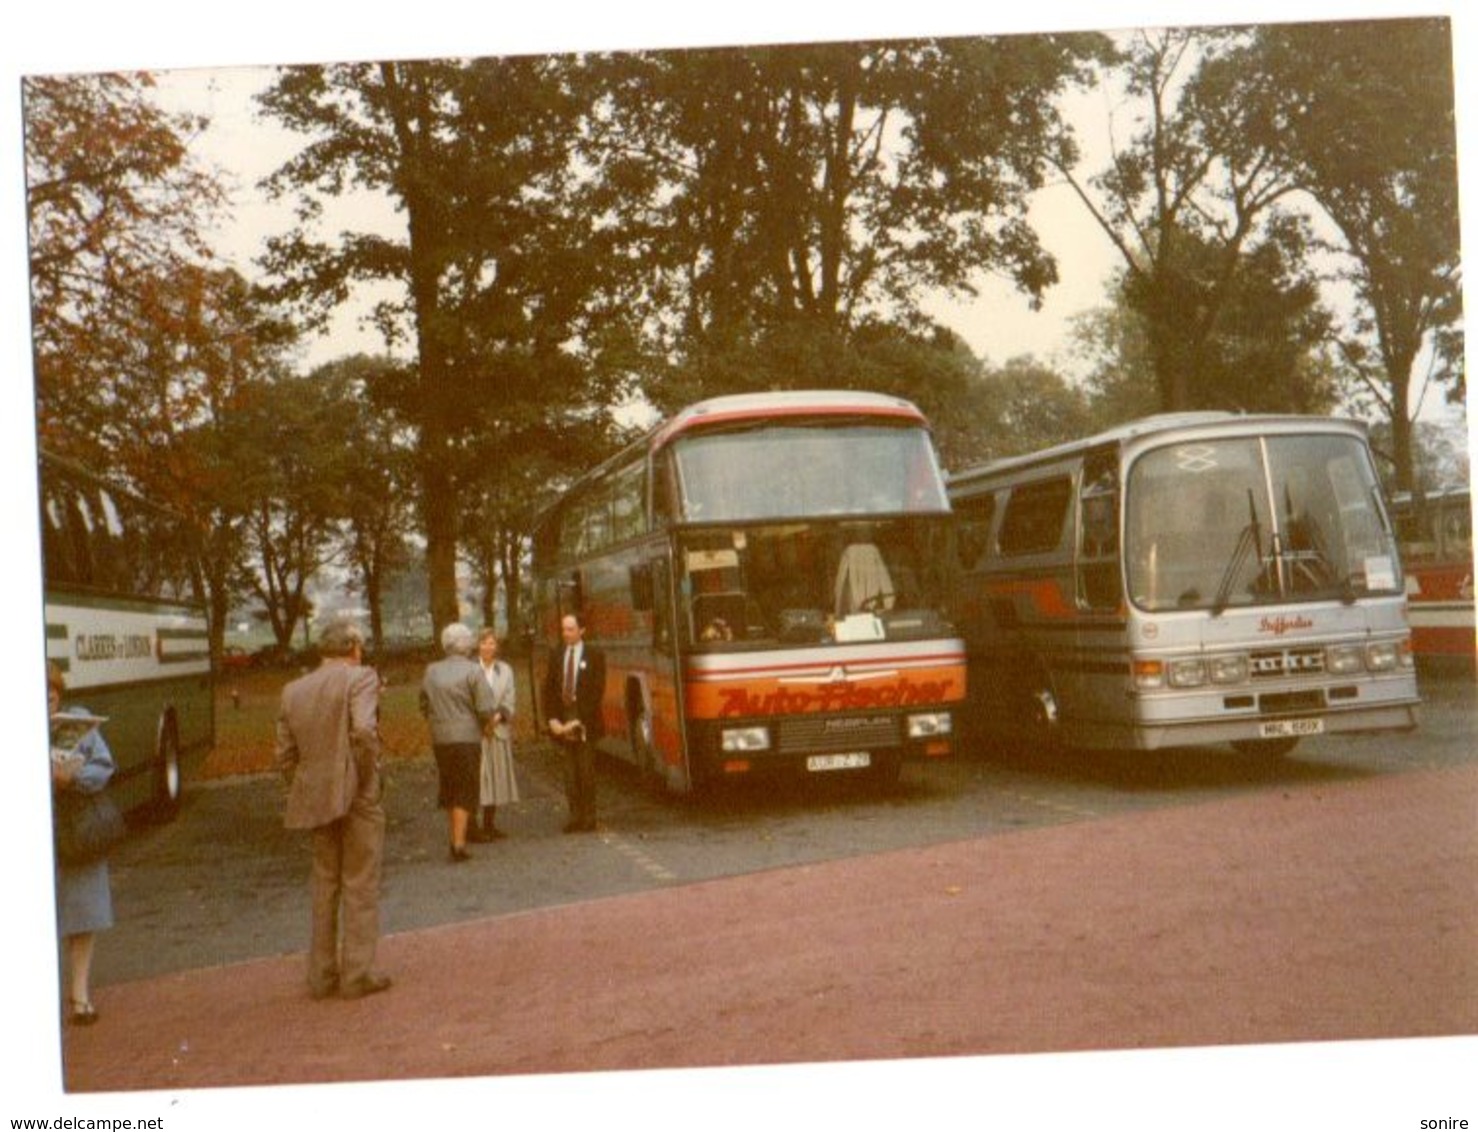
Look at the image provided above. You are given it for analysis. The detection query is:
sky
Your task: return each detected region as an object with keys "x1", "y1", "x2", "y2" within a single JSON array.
[{"x1": 2, "y1": 2, "x2": 1474, "y2": 1130}]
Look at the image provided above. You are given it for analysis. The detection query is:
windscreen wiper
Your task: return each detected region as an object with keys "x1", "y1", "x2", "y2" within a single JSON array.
[{"x1": 1212, "y1": 490, "x2": 1264, "y2": 616}]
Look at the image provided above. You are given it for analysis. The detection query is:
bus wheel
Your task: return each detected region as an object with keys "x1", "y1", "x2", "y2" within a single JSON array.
[
  {"x1": 1231, "y1": 737, "x2": 1300, "y2": 759},
  {"x1": 628, "y1": 702, "x2": 661, "y2": 789},
  {"x1": 1017, "y1": 676, "x2": 1062, "y2": 755},
  {"x1": 150, "y1": 718, "x2": 183, "y2": 822}
]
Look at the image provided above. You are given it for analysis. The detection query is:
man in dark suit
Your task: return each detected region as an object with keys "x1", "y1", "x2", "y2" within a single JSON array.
[
  {"x1": 543, "y1": 611, "x2": 607, "y2": 833},
  {"x1": 274, "y1": 622, "x2": 391, "y2": 1000}
]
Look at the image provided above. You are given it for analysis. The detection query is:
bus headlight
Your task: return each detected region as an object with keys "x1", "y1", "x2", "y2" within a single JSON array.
[
  {"x1": 1365, "y1": 641, "x2": 1400, "y2": 671},
  {"x1": 907, "y1": 712, "x2": 953, "y2": 739},
  {"x1": 1326, "y1": 644, "x2": 1366, "y2": 674},
  {"x1": 1208, "y1": 654, "x2": 1249, "y2": 684},
  {"x1": 1168, "y1": 658, "x2": 1207, "y2": 688},
  {"x1": 721, "y1": 726, "x2": 771, "y2": 752}
]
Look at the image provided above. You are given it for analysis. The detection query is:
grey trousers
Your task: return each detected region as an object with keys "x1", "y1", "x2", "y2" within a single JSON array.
[{"x1": 307, "y1": 784, "x2": 385, "y2": 992}]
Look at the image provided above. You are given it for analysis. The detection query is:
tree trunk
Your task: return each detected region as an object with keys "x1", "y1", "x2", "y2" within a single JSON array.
[
  {"x1": 500, "y1": 529, "x2": 524, "y2": 640},
  {"x1": 1387, "y1": 348, "x2": 1417, "y2": 495},
  {"x1": 365, "y1": 563, "x2": 385, "y2": 653},
  {"x1": 421, "y1": 449, "x2": 460, "y2": 632},
  {"x1": 382, "y1": 61, "x2": 462, "y2": 636}
]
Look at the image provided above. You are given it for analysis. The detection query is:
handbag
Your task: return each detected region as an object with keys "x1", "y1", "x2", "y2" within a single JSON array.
[{"x1": 54, "y1": 788, "x2": 127, "y2": 866}]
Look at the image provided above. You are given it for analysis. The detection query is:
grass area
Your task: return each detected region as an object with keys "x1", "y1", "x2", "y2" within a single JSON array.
[{"x1": 203, "y1": 660, "x2": 539, "y2": 780}]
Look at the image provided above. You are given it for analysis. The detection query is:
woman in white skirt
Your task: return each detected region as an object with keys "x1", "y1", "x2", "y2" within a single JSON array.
[{"x1": 472, "y1": 628, "x2": 519, "y2": 840}]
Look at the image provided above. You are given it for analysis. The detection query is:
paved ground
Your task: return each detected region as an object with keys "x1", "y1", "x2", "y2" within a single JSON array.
[{"x1": 53, "y1": 758, "x2": 1478, "y2": 1117}]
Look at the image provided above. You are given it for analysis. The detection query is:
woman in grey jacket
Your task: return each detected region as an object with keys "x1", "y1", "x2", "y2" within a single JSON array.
[{"x1": 420, "y1": 623, "x2": 496, "y2": 861}]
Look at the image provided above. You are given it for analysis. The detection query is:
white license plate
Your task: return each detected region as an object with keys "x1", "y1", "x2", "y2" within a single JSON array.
[
  {"x1": 1259, "y1": 718, "x2": 1325, "y2": 739},
  {"x1": 806, "y1": 752, "x2": 871, "y2": 772}
]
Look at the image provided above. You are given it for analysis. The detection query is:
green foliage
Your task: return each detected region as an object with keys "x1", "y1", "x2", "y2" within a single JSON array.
[
  {"x1": 582, "y1": 33, "x2": 1109, "y2": 411},
  {"x1": 946, "y1": 356, "x2": 1095, "y2": 473},
  {"x1": 257, "y1": 57, "x2": 626, "y2": 628},
  {"x1": 225, "y1": 370, "x2": 362, "y2": 648},
  {"x1": 1061, "y1": 28, "x2": 1326, "y2": 413},
  {"x1": 1247, "y1": 18, "x2": 1463, "y2": 491}
]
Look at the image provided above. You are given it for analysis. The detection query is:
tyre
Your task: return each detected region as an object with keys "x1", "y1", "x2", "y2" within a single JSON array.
[
  {"x1": 149, "y1": 717, "x2": 183, "y2": 822},
  {"x1": 627, "y1": 698, "x2": 662, "y2": 789},
  {"x1": 1013, "y1": 666, "x2": 1064, "y2": 756}
]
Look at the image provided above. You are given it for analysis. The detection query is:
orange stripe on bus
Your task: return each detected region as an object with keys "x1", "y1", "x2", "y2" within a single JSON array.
[{"x1": 979, "y1": 577, "x2": 1078, "y2": 619}]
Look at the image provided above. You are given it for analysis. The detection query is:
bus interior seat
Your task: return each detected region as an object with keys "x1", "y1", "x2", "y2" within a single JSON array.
[{"x1": 834, "y1": 542, "x2": 895, "y2": 615}]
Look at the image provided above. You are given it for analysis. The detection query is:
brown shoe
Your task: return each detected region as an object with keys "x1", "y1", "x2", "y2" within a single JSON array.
[{"x1": 340, "y1": 973, "x2": 392, "y2": 1000}]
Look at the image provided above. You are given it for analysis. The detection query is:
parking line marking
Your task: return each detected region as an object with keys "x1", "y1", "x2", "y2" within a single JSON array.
[{"x1": 601, "y1": 833, "x2": 678, "y2": 882}]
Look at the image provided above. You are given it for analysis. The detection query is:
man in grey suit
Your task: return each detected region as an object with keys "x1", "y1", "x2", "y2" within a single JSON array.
[{"x1": 274, "y1": 622, "x2": 391, "y2": 1001}]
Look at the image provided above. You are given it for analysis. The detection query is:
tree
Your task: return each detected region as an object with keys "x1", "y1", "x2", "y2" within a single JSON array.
[
  {"x1": 582, "y1": 33, "x2": 1110, "y2": 412},
  {"x1": 256, "y1": 57, "x2": 619, "y2": 635},
  {"x1": 25, "y1": 71, "x2": 225, "y2": 460},
  {"x1": 941, "y1": 355, "x2": 1095, "y2": 471},
  {"x1": 1072, "y1": 236, "x2": 1338, "y2": 427},
  {"x1": 118, "y1": 267, "x2": 297, "y2": 660},
  {"x1": 229, "y1": 372, "x2": 359, "y2": 650},
  {"x1": 1055, "y1": 28, "x2": 1324, "y2": 412},
  {"x1": 314, "y1": 355, "x2": 418, "y2": 652},
  {"x1": 1250, "y1": 19, "x2": 1463, "y2": 493},
  {"x1": 22, "y1": 74, "x2": 302, "y2": 657}
]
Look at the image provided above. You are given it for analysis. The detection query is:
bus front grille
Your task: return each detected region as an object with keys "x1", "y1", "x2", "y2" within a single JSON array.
[
  {"x1": 778, "y1": 715, "x2": 901, "y2": 754},
  {"x1": 1250, "y1": 647, "x2": 1326, "y2": 678}
]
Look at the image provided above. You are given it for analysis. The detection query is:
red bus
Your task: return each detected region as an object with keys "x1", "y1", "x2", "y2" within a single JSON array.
[
  {"x1": 530, "y1": 390, "x2": 965, "y2": 793},
  {"x1": 1391, "y1": 487, "x2": 1475, "y2": 661}
]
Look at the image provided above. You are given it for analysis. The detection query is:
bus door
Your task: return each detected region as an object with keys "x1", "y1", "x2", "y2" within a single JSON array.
[
  {"x1": 632, "y1": 551, "x2": 693, "y2": 792},
  {"x1": 654, "y1": 553, "x2": 694, "y2": 789},
  {"x1": 1074, "y1": 448, "x2": 1126, "y2": 724}
]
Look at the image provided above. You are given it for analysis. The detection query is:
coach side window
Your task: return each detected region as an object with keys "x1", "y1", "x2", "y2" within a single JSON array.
[
  {"x1": 954, "y1": 493, "x2": 997, "y2": 571},
  {"x1": 1078, "y1": 451, "x2": 1121, "y2": 610},
  {"x1": 652, "y1": 454, "x2": 677, "y2": 529},
  {"x1": 998, "y1": 477, "x2": 1072, "y2": 557}
]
